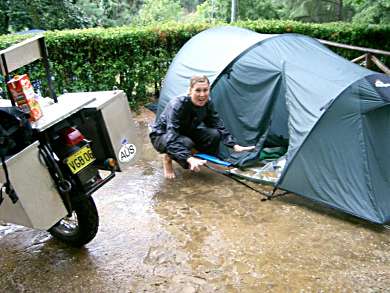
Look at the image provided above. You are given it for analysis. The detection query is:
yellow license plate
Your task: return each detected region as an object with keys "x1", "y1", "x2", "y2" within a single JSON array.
[{"x1": 66, "y1": 145, "x2": 95, "y2": 174}]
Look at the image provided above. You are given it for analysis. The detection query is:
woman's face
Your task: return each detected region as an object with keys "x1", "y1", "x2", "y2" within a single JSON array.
[{"x1": 190, "y1": 81, "x2": 210, "y2": 107}]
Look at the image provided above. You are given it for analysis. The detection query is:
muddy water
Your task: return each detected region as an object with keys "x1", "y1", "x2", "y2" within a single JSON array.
[{"x1": 1, "y1": 109, "x2": 390, "y2": 292}]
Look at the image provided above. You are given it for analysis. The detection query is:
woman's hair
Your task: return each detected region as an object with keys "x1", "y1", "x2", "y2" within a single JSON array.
[{"x1": 189, "y1": 75, "x2": 209, "y2": 89}]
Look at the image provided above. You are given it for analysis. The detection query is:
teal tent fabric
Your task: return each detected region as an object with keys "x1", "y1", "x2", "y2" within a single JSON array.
[
  {"x1": 157, "y1": 26, "x2": 274, "y2": 116},
  {"x1": 157, "y1": 26, "x2": 390, "y2": 224}
]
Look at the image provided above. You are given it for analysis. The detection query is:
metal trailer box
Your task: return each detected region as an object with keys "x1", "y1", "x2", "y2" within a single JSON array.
[
  {"x1": 0, "y1": 142, "x2": 67, "y2": 230},
  {"x1": 58, "y1": 90, "x2": 141, "y2": 171}
]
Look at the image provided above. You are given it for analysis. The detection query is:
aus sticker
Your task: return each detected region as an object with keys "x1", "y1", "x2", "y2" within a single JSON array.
[{"x1": 118, "y1": 139, "x2": 136, "y2": 163}]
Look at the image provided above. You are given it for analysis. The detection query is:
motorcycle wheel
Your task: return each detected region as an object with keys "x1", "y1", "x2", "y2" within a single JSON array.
[{"x1": 48, "y1": 196, "x2": 99, "y2": 247}]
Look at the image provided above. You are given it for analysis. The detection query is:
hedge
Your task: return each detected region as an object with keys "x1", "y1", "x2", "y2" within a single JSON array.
[{"x1": 1, "y1": 20, "x2": 389, "y2": 110}]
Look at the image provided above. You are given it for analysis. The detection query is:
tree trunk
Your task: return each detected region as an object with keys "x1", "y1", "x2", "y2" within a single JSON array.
[
  {"x1": 335, "y1": 0, "x2": 343, "y2": 20},
  {"x1": 0, "y1": 0, "x2": 10, "y2": 34}
]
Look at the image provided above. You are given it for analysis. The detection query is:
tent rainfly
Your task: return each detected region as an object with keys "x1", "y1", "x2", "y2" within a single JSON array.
[{"x1": 157, "y1": 26, "x2": 390, "y2": 224}]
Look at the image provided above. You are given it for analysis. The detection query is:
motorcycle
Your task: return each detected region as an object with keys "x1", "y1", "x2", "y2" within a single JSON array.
[{"x1": 0, "y1": 35, "x2": 140, "y2": 246}]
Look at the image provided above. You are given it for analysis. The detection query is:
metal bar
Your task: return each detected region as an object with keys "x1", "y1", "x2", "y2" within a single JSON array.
[
  {"x1": 351, "y1": 54, "x2": 366, "y2": 64},
  {"x1": 1, "y1": 53, "x2": 15, "y2": 106},
  {"x1": 230, "y1": 0, "x2": 237, "y2": 22},
  {"x1": 38, "y1": 142, "x2": 73, "y2": 215},
  {"x1": 370, "y1": 55, "x2": 390, "y2": 75},
  {"x1": 318, "y1": 39, "x2": 390, "y2": 56},
  {"x1": 85, "y1": 171, "x2": 115, "y2": 196},
  {"x1": 38, "y1": 37, "x2": 57, "y2": 103}
]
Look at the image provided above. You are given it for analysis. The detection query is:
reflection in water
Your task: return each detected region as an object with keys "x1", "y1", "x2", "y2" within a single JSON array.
[{"x1": 0, "y1": 111, "x2": 390, "y2": 292}]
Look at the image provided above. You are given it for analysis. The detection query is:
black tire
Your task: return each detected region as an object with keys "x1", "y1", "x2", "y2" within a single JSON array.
[{"x1": 49, "y1": 196, "x2": 99, "y2": 247}]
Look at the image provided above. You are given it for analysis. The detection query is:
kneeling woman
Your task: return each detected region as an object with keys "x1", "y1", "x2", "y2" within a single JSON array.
[{"x1": 150, "y1": 75, "x2": 254, "y2": 179}]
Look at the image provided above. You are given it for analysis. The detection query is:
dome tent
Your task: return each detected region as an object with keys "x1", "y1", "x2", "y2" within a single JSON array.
[{"x1": 157, "y1": 26, "x2": 390, "y2": 224}]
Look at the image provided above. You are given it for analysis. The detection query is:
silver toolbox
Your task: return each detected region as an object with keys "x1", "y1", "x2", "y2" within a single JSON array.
[{"x1": 58, "y1": 90, "x2": 142, "y2": 171}]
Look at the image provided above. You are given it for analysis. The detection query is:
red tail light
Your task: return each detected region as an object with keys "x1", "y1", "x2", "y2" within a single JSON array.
[{"x1": 63, "y1": 127, "x2": 85, "y2": 146}]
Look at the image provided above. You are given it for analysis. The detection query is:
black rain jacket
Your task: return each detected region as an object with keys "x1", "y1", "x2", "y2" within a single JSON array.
[{"x1": 150, "y1": 96, "x2": 236, "y2": 165}]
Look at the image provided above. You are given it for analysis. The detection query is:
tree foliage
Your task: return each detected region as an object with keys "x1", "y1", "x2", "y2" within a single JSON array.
[
  {"x1": 135, "y1": 0, "x2": 184, "y2": 24},
  {"x1": 0, "y1": 0, "x2": 92, "y2": 34},
  {"x1": 180, "y1": 0, "x2": 203, "y2": 12},
  {"x1": 0, "y1": 0, "x2": 388, "y2": 35},
  {"x1": 239, "y1": 0, "x2": 283, "y2": 20},
  {"x1": 346, "y1": 0, "x2": 390, "y2": 24},
  {"x1": 194, "y1": 0, "x2": 282, "y2": 22},
  {"x1": 75, "y1": 0, "x2": 139, "y2": 27},
  {"x1": 194, "y1": 0, "x2": 230, "y2": 22},
  {"x1": 280, "y1": 0, "x2": 352, "y2": 23}
]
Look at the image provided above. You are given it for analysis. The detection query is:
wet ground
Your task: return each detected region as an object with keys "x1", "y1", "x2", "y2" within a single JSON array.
[{"x1": 1, "y1": 108, "x2": 390, "y2": 292}]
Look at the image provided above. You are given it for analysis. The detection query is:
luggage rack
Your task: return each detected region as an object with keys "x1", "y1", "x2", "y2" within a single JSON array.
[{"x1": 0, "y1": 35, "x2": 57, "y2": 105}]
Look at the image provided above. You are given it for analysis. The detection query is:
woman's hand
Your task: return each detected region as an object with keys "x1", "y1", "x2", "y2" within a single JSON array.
[
  {"x1": 187, "y1": 157, "x2": 207, "y2": 172},
  {"x1": 233, "y1": 144, "x2": 255, "y2": 152}
]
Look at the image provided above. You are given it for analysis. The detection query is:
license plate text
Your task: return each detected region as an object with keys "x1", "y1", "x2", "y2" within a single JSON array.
[{"x1": 66, "y1": 146, "x2": 95, "y2": 174}]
